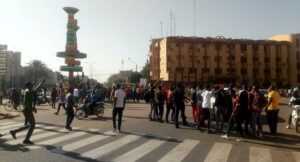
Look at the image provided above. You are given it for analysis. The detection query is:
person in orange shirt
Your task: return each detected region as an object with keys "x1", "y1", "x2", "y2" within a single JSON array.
[{"x1": 266, "y1": 85, "x2": 281, "y2": 135}]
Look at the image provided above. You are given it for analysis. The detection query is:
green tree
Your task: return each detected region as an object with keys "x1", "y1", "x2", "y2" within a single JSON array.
[{"x1": 140, "y1": 62, "x2": 149, "y2": 79}]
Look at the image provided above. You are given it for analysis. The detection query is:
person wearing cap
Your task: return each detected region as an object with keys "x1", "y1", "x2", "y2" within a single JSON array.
[{"x1": 10, "y1": 80, "x2": 44, "y2": 145}]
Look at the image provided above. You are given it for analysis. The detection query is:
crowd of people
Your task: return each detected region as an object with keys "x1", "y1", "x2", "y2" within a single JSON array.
[{"x1": 146, "y1": 83, "x2": 282, "y2": 139}]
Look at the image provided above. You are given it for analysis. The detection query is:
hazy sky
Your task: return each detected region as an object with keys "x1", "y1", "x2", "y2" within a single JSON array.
[{"x1": 0, "y1": 0, "x2": 299, "y2": 82}]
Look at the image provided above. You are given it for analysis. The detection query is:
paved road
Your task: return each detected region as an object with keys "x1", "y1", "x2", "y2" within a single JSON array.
[{"x1": 0, "y1": 99, "x2": 299, "y2": 162}]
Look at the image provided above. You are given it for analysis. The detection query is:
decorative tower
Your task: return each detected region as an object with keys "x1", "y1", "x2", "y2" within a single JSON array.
[{"x1": 57, "y1": 7, "x2": 86, "y2": 84}]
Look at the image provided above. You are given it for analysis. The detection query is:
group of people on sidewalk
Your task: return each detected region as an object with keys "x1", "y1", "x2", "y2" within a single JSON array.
[{"x1": 148, "y1": 83, "x2": 281, "y2": 139}]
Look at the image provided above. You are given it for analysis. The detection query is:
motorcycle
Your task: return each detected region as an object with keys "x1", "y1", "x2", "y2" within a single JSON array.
[
  {"x1": 289, "y1": 97, "x2": 300, "y2": 132},
  {"x1": 75, "y1": 99, "x2": 105, "y2": 120}
]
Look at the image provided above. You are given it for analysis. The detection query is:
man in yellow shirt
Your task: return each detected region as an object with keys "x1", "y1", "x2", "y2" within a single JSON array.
[{"x1": 266, "y1": 85, "x2": 281, "y2": 134}]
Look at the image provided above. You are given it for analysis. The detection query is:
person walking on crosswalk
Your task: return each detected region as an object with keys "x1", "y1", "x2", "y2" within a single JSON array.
[
  {"x1": 55, "y1": 84, "x2": 66, "y2": 115},
  {"x1": 65, "y1": 88, "x2": 76, "y2": 131},
  {"x1": 113, "y1": 84, "x2": 127, "y2": 133},
  {"x1": 10, "y1": 80, "x2": 44, "y2": 145}
]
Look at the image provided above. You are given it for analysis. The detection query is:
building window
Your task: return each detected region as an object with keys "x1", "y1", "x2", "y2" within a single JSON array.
[
  {"x1": 264, "y1": 57, "x2": 270, "y2": 63},
  {"x1": 202, "y1": 68, "x2": 209, "y2": 73},
  {"x1": 264, "y1": 46, "x2": 269, "y2": 54},
  {"x1": 297, "y1": 51, "x2": 300, "y2": 60},
  {"x1": 215, "y1": 68, "x2": 222, "y2": 74},
  {"x1": 276, "y1": 57, "x2": 281, "y2": 62},
  {"x1": 227, "y1": 55, "x2": 235, "y2": 60},
  {"x1": 276, "y1": 68, "x2": 282, "y2": 73},
  {"x1": 241, "y1": 68, "x2": 247, "y2": 74},
  {"x1": 297, "y1": 62, "x2": 300, "y2": 69},
  {"x1": 264, "y1": 68, "x2": 271, "y2": 74},
  {"x1": 214, "y1": 56, "x2": 221, "y2": 62},
  {"x1": 296, "y1": 39, "x2": 300, "y2": 47},
  {"x1": 203, "y1": 56, "x2": 209, "y2": 60},
  {"x1": 253, "y1": 44, "x2": 259, "y2": 51},
  {"x1": 241, "y1": 57, "x2": 247, "y2": 63},
  {"x1": 253, "y1": 56, "x2": 259, "y2": 62},
  {"x1": 241, "y1": 44, "x2": 247, "y2": 52},
  {"x1": 253, "y1": 68, "x2": 259, "y2": 74}
]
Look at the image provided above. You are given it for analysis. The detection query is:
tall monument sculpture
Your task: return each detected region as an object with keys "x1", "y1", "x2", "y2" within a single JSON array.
[{"x1": 57, "y1": 7, "x2": 86, "y2": 84}]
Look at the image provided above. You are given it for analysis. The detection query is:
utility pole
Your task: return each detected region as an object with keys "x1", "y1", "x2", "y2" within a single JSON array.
[
  {"x1": 193, "y1": 0, "x2": 197, "y2": 36},
  {"x1": 160, "y1": 21, "x2": 164, "y2": 37},
  {"x1": 170, "y1": 10, "x2": 173, "y2": 36}
]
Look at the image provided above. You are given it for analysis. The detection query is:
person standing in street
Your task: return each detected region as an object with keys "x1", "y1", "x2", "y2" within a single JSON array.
[
  {"x1": 266, "y1": 85, "x2": 281, "y2": 135},
  {"x1": 165, "y1": 86, "x2": 175, "y2": 123},
  {"x1": 214, "y1": 85, "x2": 226, "y2": 131},
  {"x1": 191, "y1": 86, "x2": 199, "y2": 123},
  {"x1": 55, "y1": 84, "x2": 66, "y2": 115},
  {"x1": 200, "y1": 85, "x2": 212, "y2": 132},
  {"x1": 113, "y1": 84, "x2": 126, "y2": 133},
  {"x1": 10, "y1": 80, "x2": 44, "y2": 145},
  {"x1": 51, "y1": 87, "x2": 57, "y2": 109},
  {"x1": 249, "y1": 86, "x2": 266, "y2": 137},
  {"x1": 65, "y1": 88, "x2": 76, "y2": 131},
  {"x1": 238, "y1": 85, "x2": 250, "y2": 134},
  {"x1": 174, "y1": 83, "x2": 188, "y2": 128},
  {"x1": 156, "y1": 86, "x2": 165, "y2": 122}
]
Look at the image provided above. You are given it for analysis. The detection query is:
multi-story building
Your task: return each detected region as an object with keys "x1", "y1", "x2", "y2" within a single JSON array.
[
  {"x1": 149, "y1": 36, "x2": 294, "y2": 87},
  {"x1": 0, "y1": 45, "x2": 22, "y2": 87}
]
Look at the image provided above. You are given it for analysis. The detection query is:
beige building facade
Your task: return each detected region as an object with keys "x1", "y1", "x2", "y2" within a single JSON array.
[{"x1": 149, "y1": 36, "x2": 295, "y2": 87}]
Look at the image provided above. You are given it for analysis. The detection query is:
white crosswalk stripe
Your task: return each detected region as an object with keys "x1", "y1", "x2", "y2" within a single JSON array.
[
  {"x1": 158, "y1": 139, "x2": 199, "y2": 162},
  {"x1": 1, "y1": 125, "x2": 58, "y2": 140},
  {"x1": 7, "y1": 128, "x2": 66, "y2": 145},
  {"x1": 113, "y1": 139, "x2": 165, "y2": 162},
  {"x1": 0, "y1": 123, "x2": 24, "y2": 132},
  {"x1": 249, "y1": 147, "x2": 272, "y2": 162},
  {"x1": 2, "y1": 121, "x2": 300, "y2": 162},
  {"x1": 28, "y1": 131, "x2": 87, "y2": 150},
  {"x1": 293, "y1": 152, "x2": 300, "y2": 162},
  {"x1": 204, "y1": 142, "x2": 232, "y2": 162},
  {"x1": 81, "y1": 135, "x2": 140, "y2": 159},
  {"x1": 0, "y1": 121, "x2": 16, "y2": 126},
  {"x1": 62, "y1": 131, "x2": 110, "y2": 152}
]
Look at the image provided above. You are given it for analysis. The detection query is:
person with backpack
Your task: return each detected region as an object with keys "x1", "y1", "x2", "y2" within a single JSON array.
[{"x1": 249, "y1": 86, "x2": 266, "y2": 137}]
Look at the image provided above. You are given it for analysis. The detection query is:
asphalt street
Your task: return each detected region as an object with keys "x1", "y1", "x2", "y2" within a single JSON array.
[{"x1": 0, "y1": 98, "x2": 299, "y2": 162}]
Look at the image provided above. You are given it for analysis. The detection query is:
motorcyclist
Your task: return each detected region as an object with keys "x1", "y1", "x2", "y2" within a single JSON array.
[{"x1": 84, "y1": 84, "x2": 105, "y2": 116}]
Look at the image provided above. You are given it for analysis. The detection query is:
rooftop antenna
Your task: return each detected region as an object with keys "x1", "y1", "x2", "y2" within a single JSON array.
[
  {"x1": 170, "y1": 10, "x2": 173, "y2": 36},
  {"x1": 173, "y1": 13, "x2": 176, "y2": 36},
  {"x1": 160, "y1": 21, "x2": 164, "y2": 37},
  {"x1": 121, "y1": 59, "x2": 124, "y2": 71},
  {"x1": 193, "y1": 0, "x2": 197, "y2": 36}
]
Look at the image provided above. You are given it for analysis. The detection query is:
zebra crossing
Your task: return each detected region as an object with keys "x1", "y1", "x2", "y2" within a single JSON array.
[{"x1": 0, "y1": 121, "x2": 299, "y2": 162}]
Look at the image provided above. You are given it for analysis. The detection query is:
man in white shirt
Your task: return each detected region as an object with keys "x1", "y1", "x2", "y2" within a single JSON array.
[
  {"x1": 201, "y1": 85, "x2": 212, "y2": 133},
  {"x1": 113, "y1": 84, "x2": 126, "y2": 133}
]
